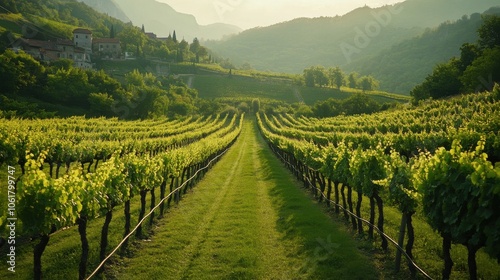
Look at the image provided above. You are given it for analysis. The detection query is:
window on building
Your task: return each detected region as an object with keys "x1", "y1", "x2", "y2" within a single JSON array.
[{"x1": 76, "y1": 35, "x2": 79, "y2": 38}]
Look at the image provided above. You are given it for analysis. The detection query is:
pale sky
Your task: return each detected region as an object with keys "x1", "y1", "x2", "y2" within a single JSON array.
[{"x1": 157, "y1": 0, "x2": 403, "y2": 30}]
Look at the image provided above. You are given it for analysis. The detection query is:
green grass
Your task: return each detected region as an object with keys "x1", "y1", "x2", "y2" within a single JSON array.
[
  {"x1": 108, "y1": 117, "x2": 378, "y2": 279},
  {"x1": 27, "y1": 15, "x2": 75, "y2": 39},
  {"x1": 190, "y1": 74, "x2": 406, "y2": 106},
  {"x1": 5, "y1": 117, "x2": 495, "y2": 279},
  {"x1": 97, "y1": 59, "x2": 409, "y2": 105},
  {"x1": 0, "y1": 13, "x2": 76, "y2": 40},
  {"x1": 0, "y1": 13, "x2": 24, "y2": 36},
  {"x1": 0, "y1": 118, "x2": 378, "y2": 279}
]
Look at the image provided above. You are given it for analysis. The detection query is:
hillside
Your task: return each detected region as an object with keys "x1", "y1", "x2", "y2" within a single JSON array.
[
  {"x1": 382, "y1": 0, "x2": 499, "y2": 28},
  {"x1": 205, "y1": 0, "x2": 499, "y2": 93},
  {"x1": 112, "y1": 0, "x2": 242, "y2": 40},
  {"x1": 0, "y1": 0, "x2": 129, "y2": 40},
  {"x1": 345, "y1": 9, "x2": 497, "y2": 93},
  {"x1": 77, "y1": 0, "x2": 130, "y2": 23},
  {"x1": 205, "y1": 8, "x2": 422, "y2": 73}
]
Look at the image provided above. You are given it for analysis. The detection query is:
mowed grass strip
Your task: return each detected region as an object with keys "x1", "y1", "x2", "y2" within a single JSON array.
[{"x1": 110, "y1": 118, "x2": 378, "y2": 279}]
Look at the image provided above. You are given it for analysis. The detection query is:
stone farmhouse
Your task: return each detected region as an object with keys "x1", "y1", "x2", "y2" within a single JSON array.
[{"x1": 12, "y1": 28, "x2": 121, "y2": 69}]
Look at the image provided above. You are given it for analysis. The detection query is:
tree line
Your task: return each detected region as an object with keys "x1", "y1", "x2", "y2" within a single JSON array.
[
  {"x1": 410, "y1": 14, "x2": 500, "y2": 103},
  {"x1": 0, "y1": 50, "x2": 229, "y2": 119},
  {"x1": 119, "y1": 24, "x2": 210, "y2": 64},
  {"x1": 301, "y1": 65, "x2": 380, "y2": 92}
]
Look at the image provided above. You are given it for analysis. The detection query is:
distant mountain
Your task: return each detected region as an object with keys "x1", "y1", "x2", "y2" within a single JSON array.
[
  {"x1": 388, "y1": 0, "x2": 498, "y2": 28},
  {"x1": 205, "y1": 6, "x2": 422, "y2": 73},
  {"x1": 78, "y1": 0, "x2": 130, "y2": 23},
  {"x1": 112, "y1": 0, "x2": 241, "y2": 41},
  {"x1": 345, "y1": 10, "x2": 495, "y2": 93},
  {"x1": 205, "y1": 0, "x2": 499, "y2": 93}
]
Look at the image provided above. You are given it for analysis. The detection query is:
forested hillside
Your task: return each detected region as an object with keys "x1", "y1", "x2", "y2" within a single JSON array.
[
  {"x1": 205, "y1": 7, "x2": 422, "y2": 74},
  {"x1": 345, "y1": 10, "x2": 493, "y2": 93},
  {"x1": 206, "y1": 0, "x2": 499, "y2": 93},
  {"x1": 0, "y1": 0, "x2": 128, "y2": 39},
  {"x1": 77, "y1": 0, "x2": 130, "y2": 23}
]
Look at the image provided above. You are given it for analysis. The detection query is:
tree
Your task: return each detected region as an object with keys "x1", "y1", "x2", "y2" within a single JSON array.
[
  {"x1": 303, "y1": 66, "x2": 328, "y2": 87},
  {"x1": 118, "y1": 25, "x2": 147, "y2": 54},
  {"x1": 197, "y1": 46, "x2": 208, "y2": 63},
  {"x1": 172, "y1": 30, "x2": 177, "y2": 43},
  {"x1": 177, "y1": 39, "x2": 189, "y2": 62},
  {"x1": 348, "y1": 72, "x2": 359, "y2": 88},
  {"x1": 46, "y1": 68, "x2": 93, "y2": 107},
  {"x1": 460, "y1": 47, "x2": 500, "y2": 93},
  {"x1": 190, "y1": 37, "x2": 200, "y2": 54},
  {"x1": 410, "y1": 60, "x2": 461, "y2": 102},
  {"x1": 458, "y1": 43, "x2": 480, "y2": 72},
  {"x1": 313, "y1": 98, "x2": 341, "y2": 117},
  {"x1": 88, "y1": 92, "x2": 114, "y2": 117},
  {"x1": 125, "y1": 69, "x2": 146, "y2": 88},
  {"x1": 88, "y1": 70, "x2": 122, "y2": 97},
  {"x1": 303, "y1": 67, "x2": 315, "y2": 87},
  {"x1": 478, "y1": 15, "x2": 500, "y2": 50},
  {"x1": 0, "y1": 50, "x2": 45, "y2": 96},
  {"x1": 328, "y1": 67, "x2": 344, "y2": 89},
  {"x1": 359, "y1": 75, "x2": 379, "y2": 92},
  {"x1": 131, "y1": 85, "x2": 168, "y2": 119},
  {"x1": 314, "y1": 66, "x2": 329, "y2": 87},
  {"x1": 50, "y1": 59, "x2": 73, "y2": 71},
  {"x1": 294, "y1": 103, "x2": 313, "y2": 116},
  {"x1": 342, "y1": 93, "x2": 380, "y2": 115}
]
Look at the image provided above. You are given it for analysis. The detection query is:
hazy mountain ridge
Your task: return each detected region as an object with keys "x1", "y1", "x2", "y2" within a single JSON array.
[
  {"x1": 345, "y1": 8, "x2": 500, "y2": 93},
  {"x1": 205, "y1": 6, "x2": 423, "y2": 72},
  {"x1": 112, "y1": 0, "x2": 241, "y2": 40},
  {"x1": 77, "y1": 0, "x2": 130, "y2": 23},
  {"x1": 205, "y1": 0, "x2": 500, "y2": 93}
]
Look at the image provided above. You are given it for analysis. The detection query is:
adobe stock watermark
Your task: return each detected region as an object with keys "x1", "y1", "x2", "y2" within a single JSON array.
[
  {"x1": 110, "y1": 88, "x2": 149, "y2": 119},
  {"x1": 6, "y1": 166, "x2": 17, "y2": 273},
  {"x1": 302, "y1": 235, "x2": 340, "y2": 269},
  {"x1": 475, "y1": 73, "x2": 495, "y2": 93},
  {"x1": 213, "y1": 0, "x2": 244, "y2": 21},
  {"x1": 340, "y1": 5, "x2": 403, "y2": 64}
]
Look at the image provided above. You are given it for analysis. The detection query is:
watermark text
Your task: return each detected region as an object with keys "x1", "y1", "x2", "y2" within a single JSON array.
[{"x1": 6, "y1": 166, "x2": 16, "y2": 273}]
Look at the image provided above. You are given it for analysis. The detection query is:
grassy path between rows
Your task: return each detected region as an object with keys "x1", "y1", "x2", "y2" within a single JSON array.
[{"x1": 109, "y1": 118, "x2": 378, "y2": 279}]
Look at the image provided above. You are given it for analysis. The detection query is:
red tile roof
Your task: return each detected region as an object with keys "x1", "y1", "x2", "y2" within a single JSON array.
[
  {"x1": 56, "y1": 39, "x2": 74, "y2": 46},
  {"x1": 18, "y1": 38, "x2": 58, "y2": 51}
]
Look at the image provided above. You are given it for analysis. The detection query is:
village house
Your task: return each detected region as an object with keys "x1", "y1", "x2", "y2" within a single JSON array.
[
  {"x1": 92, "y1": 38, "x2": 121, "y2": 59},
  {"x1": 11, "y1": 28, "x2": 122, "y2": 69}
]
